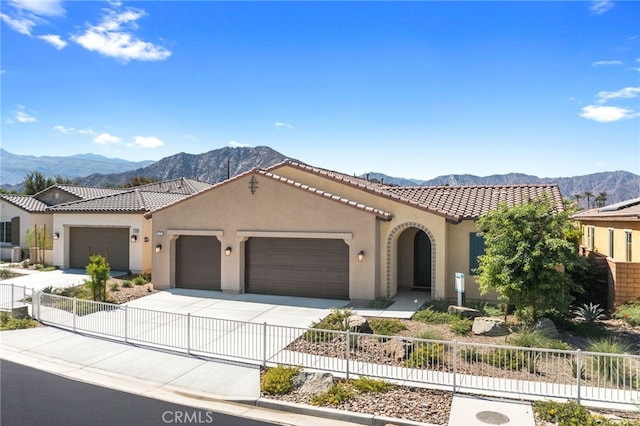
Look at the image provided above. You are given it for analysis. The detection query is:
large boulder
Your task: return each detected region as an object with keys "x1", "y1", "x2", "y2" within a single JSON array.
[
  {"x1": 383, "y1": 338, "x2": 410, "y2": 361},
  {"x1": 472, "y1": 317, "x2": 510, "y2": 336},
  {"x1": 347, "y1": 314, "x2": 371, "y2": 333},
  {"x1": 448, "y1": 305, "x2": 481, "y2": 319},
  {"x1": 297, "y1": 372, "x2": 335, "y2": 394},
  {"x1": 533, "y1": 317, "x2": 561, "y2": 339}
]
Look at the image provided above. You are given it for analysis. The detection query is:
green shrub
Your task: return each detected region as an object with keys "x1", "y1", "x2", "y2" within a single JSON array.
[
  {"x1": 612, "y1": 299, "x2": 640, "y2": 327},
  {"x1": 109, "y1": 282, "x2": 120, "y2": 292},
  {"x1": 509, "y1": 329, "x2": 571, "y2": 350},
  {"x1": 404, "y1": 342, "x2": 445, "y2": 367},
  {"x1": 311, "y1": 382, "x2": 353, "y2": 406},
  {"x1": 468, "y1": 301, "x2": 503, "y2": 317},
  {"x1": 482, "y1": 348, "x2": 526, "y2": 371},
  {"x1": 549, "y1": 313, "x2": 609, "y2": 338},
  {"x1": 0, "y1": 268, "x2": 14, "y2": 279},
  {"x1": 572, "y1": 302, "x2": 606, "y2": 323},
  {"x1": 367, "y1": 298, "x2": 394, "y2": 309},
  {"x1": 586, "y1": 338, "x2": 634, "y2": 384},
  {"x1": 350, "y1": 377, "x2": 394, "y2": 393},
  {"x1": 132, "y1": 274, "x2": 150, "y2": 285},
  {"x1": 449, "y1": 317, "x2": 473, "y2": 336},
  {"x1": 414, "y1": 330, "x2": 443, "y2": 340},
  {"x1": 412, "y1": 308, "x2": 455, "y2": 324},
  {"x1": 534, "y1": 400, "x2": 594, "y2": 426},
  {"x1": 0, "y1": 312, "x2": 37, "y2": 330},
  {"x1": 86, "y1": 255, "x2": 110, "y2": 301},
  {"x1": 122, "y1": 280, "x2": 133, "y2": 288},
  {"x1": 302, "y1": 308, "x2": 353, "y2": 342},
  {"x1": 369, "y1": 318, "x2": 406, "y2": 336},
  {"x1": 260, "y1": 365, "x2": 300, "y2": 395},
  {"x1": 425, "y1": 298, "x2": 450, "y2": 312},
  {"x1": 460, "y1": 347, "x2": 480, "y2": 363}
]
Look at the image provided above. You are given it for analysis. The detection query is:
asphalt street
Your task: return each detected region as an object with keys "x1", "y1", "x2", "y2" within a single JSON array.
[{"x1": 0, "y1": 360, "x2": 277, "y2": 426}]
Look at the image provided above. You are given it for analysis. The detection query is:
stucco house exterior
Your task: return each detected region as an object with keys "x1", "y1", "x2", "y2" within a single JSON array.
[
  {"x1": 147, "y1": 161, "x2": 564, "y2": 302},
  {"x1": 572, "y1": 197, "x2": 640, "y2": 310},
  {"x1": 1, "y1": 179, "x2": 212, "y2": 274}
]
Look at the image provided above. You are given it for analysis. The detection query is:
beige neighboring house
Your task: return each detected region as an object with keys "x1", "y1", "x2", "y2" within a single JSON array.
[
  {"x1": 572, "y1": 197, "x2": 640, "y2": 310},
  {"x1": 0, "y1": 179, "x2": 212, "y2": 274},
  {"x1": 146, "y1": 160, "x2": 564, "y2": 302}
]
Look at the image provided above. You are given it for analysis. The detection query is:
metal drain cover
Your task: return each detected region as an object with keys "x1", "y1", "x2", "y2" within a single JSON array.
[{"x1": 475, "y1": 411, "x2": 510, "y2": 425}]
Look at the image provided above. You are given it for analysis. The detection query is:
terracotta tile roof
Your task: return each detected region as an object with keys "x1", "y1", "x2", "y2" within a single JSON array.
[
  {"x1": 572, "y1": 197, "x2": 640, "y2": 221},
  {"x1": 130, "y1": 178, "x2": 213, "y2": 195},
  {"x1": 256, "y1": 169, "x2": 393, "y2": 220},
  {"x1": 47, "y1": 189, "x2": 189, "y2": 213},
  {"x1": 0, "y1": 194, "x2": 49, "y2": 212},
  {"x1": 270, "y1": 160, "x2": 563, "y2": 222},
  {"x1": 386, "y1": 184, "x2": 564, "y2": 220}
]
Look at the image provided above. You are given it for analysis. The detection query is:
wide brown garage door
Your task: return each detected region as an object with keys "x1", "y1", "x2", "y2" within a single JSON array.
[
  {"x1": 245, "y1": 238, "x2": 349, "y2": 299},
  {"x1": 69, "y1": 227, "x2": 129, "y2": 271},
  {"x1": 175, "y1": 236, "x2": 221, "y2": 290}
]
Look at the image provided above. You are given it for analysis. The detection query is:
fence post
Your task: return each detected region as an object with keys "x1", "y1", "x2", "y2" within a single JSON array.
[
  {"x1": 36, "y1": 291, "x2": 41, "y2": 321},
  {"x1": 187, "y1": 313, "x2": 191, "y2": 355},
  {"x1": 452, "y1": 340, "x2": 458, "y2": 394},
  {"x1": 345, "y1": 329, "x2": 350, "y2": 380},
  {"x1": 262, "y1": 322, "x2": 267, "y2": 367},
  {"x1": 576, "y1": 349, "x2": 582, "y2": 404},
  {"x1": 72, "y1": 297, "x2": 77, "y2": 332},
  {"x1": 124, "y1": 305, "x2": 128, "y2": 343},
  {"x1": 11, "y1": 283, "x2": 15, "y2": 311}
]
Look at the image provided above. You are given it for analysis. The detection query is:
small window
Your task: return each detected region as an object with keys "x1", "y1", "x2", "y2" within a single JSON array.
[
  {"x1": 469, "y1": 232, "x2": 485, "y2": 275},
  {"x1": 625, "y1": 230, "x2": 632, "y2": 262},
  {"x1": 588, "y1": 226, "x2": 595, "y2": 250},
  {"x1": 608, "y1": 228, "x2": 614, "y2": 258},
  {"x1": 0, "y1": 222, "x2": 11, "y2": 243}
]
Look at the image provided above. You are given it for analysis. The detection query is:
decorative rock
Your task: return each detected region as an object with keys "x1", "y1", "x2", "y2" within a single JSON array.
[
  {"x1": 533, "y1": 317, "x2": 561, "y2": 339},
  {"x1": 297, "y1": 372, "x2": 335, "y2": 394},
  {"x1": 472, "y1": 317, "x2": 510, "y2": 336},
  {"x1": 347, "y1": 314, "x2": 371, "y2": 333},
  {"x1": 447, "y1": 305, "x2": 481, "y2": 319},
  {"x1": 291, "y1": 371, "x2": 308, "y2": 389},
  {"x1": 383, "y1": 338, "x2": 409, "y2": 361}
]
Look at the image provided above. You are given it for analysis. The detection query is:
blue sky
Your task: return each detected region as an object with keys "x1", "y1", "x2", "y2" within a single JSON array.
[{"x1": 1, "y1": 1, "x2": 639, "y2": 180}]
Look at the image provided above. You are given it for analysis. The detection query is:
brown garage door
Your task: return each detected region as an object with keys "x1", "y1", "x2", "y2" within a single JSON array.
[
  {"x1": 176, "y1": 236, "x2": 221, "y2": 290},
  {"x1": 245, "y1": 238, "x2": 349, "y2": 299},
  {"x1": 69, "y1": 227, "x2": 129, "y2": 271}
]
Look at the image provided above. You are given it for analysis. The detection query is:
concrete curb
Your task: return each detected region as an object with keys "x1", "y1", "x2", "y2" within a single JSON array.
[{"x1": 253, "y1": 398, "x2": 439, "y2": 426}]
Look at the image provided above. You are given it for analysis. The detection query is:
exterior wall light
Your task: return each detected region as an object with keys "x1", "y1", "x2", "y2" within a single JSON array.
[
  {"x1": 358, "y1": 250, "x2": 365, "y2": 262},
  {"x1": 53, "y1": 232, "x2": 60, "y2": 240},
  {"x1": 225, "y1": 247, "x2": 232, "y2": 256},
  {"x1": 131, "y1": 235, "x2": 137, "y2": 242},
  {"x1": 144, "y1": 237, "x2": 149, "y2": 242},
  {"x1": 155, "y1": 244, "x2": 162, "y2": 253}
]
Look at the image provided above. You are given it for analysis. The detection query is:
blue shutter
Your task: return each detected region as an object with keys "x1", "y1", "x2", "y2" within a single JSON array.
[{"x1": 469, "y1": 233, "x2": 485, "y2": 275}]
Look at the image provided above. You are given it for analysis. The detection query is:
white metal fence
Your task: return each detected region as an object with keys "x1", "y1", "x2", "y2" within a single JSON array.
[
  {"x1": 16, "y1": 286, "x2": 640, "y2": 407},
  {"x1": 0, "y1": 283, "x2": 31, "y2": 312}
]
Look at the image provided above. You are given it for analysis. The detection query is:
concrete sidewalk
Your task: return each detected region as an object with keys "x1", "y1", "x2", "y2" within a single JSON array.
[{"x1": 1, "y1": 326, "x2": 537, "y2": 426}]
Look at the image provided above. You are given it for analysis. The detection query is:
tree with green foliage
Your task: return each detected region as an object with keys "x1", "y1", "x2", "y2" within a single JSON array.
[
  {"x1": 123, "y1": 176, "x2": 158, "y2": 188},
  {"x1": 23, "y1": 172, "x2": 72, "y2": 195},
  {"x1": 85, "y1": 255, "x2": 110, "y2": 302},
  {"x1": 24, "y1": 225, "x2": 53, "y2": 265},
  {"x1": 476, "y1": 196, "x2": 586, "y2": 323}
]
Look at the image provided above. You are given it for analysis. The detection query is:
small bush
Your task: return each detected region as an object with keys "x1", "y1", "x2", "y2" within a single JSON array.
[
  {"x1": 468, "y1": 301, "x2": 503, "y2": 317},
  {"x1": 460, "y1": 347, "x2": 480, "y2": 363},
  {"x1": 369, "y1": 318, "x2": 406, "y2": 336},
  {"x1": 586, "y1": 338, "x2": 633, "y2": 384},
  {"x1": 109, "y1": 282, "x2": 120, "y2": 292},
  {"x1": 412, "y1": 308, "x2": 455, "y2": 324},
  {"x1": 404, "y1": 342, "x2": 445, "y2": 367},
  {"x1": 425, "y1": 298, "x2": 450, "y2": 312},
  {"x1": 311, "y1": 382, "x2": 353, "y2": 406},
  {"x1": 509, "y1": 329, "x2": 571, "y2": 350},
  {"x1": 482, "y1": 348, "x2": 526, "y2": 371},
  {"x1": 0, "y1": 268, "x2": 15, "y2": 279},
  {"x1": 261, "y1": 365, "x2": 300, "y2": 395},
  {"x1": 613, "y1": 299, "x2": 640, "y2": 327},
  {"x1": 350, "y1": 377, "x2": 394, "y2": 393},
  {"x1": 0, "y1": 312, "x2": 37, "y2": 330},
  {"x1": 122, "y1": 280, "x2": 133, "y2": 288},
  {"x1": 572, "y1": 302, "x2": 606, "y2": 323},
  {"x1": 534, "y1": 400, "x2": 593, "y2": 426},
  {"x1": 367, "y1": 298, "x2": 394, "y2": 309},
  {"x1": 132, "y1": 275, "x2": 149, "y2": 285},
  {"x1": 302, "y1": 308, "x2": 353, "y2": 342},
  {"x1": 413, "y1": 330, "x2": 443, "y2": 340},
  {"x1": 449, "y1": 317, "x2": 473, "y2": 336}
]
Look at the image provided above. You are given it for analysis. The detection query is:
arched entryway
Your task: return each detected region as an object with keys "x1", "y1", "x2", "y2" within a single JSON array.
[{"x1": 394, "y1": 224, "x2": 434, "y2": 295}]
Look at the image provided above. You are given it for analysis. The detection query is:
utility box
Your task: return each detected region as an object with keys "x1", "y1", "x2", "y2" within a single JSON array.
[{"x1": 11, "y1": 247, "x2": 22, "y2": 262}]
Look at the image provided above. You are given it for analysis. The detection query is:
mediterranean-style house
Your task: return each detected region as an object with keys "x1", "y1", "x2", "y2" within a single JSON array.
[
  {"x1": 0, "y1": 179, "x2": 212, "y2": 274},
  {"x1": 146, "y1": 160, "x2": 564, "y2": 302},
  {"x1": 572, "y1": 197, "x2": 640, "y2": 310}
]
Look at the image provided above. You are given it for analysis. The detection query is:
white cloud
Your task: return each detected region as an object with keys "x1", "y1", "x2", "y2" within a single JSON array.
[
  {"x1": 133, "y1": 136, "x2": 164, "y2": 148},
  {"x1": 13, "y1": 105, "x2": 36, "y2": 123},
  {"x1": 38, "y1": 34, "x2": 67, "y2": 49},
  {"x1": 590, "y1": 0, "x2": 614, "y2": 15},
  {"x1": 9, "y1": 0, "x2": 65, "y2": 17},
  {"x1": 591, "y1": 60, "x2": 622, "y2": 67},
  {"x1": 54, "y1": 125, "x2": 96, "y2": 135},
  {"x1": 94, "y1": 132, "x2": 121, "y2": 145},
  {"x1": 71, "y1": 6, "x2": 172, "y2": 63},
  {"x1": 229, "y1": 141, "x2": 250, "y2": 147},
  {"x1": 0, "y1": 12, "x2": 36, "y2": 35},
  {"x1": 596, "y1": 86, "x2": 640, "y2": 103},
  {"x1": 274, "y1": 121, "x2": 293, "y2": 129},
  {"x1": 580, "y1": 105, "x2": 635, "y2": 122}
]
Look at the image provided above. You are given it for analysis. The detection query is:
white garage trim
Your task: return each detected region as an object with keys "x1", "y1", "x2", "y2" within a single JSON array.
[{"x1": 236, "y1": 230, "x2": 352, "y2": 240}]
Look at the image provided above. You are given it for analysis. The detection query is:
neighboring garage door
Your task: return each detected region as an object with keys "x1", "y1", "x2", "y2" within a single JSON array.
[
  {"x1": 175, "y1": 236, "x2": 221, "y2": 290},
  {"x1": 69, "y1": 227, "x2": 129, "y2": 271},
  {"x1": 245, "y1": 238, "x2": 349, "y2": 299}
]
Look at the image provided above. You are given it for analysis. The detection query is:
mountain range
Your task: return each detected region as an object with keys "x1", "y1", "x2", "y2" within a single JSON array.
[{"x1": 2, "y1": 147, "x2": 638, "y2": 207}]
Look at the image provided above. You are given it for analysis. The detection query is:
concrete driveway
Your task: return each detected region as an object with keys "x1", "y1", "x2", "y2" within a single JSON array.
[{"x1": 124, "y1": 288, "x2": 350, "y2": 328}]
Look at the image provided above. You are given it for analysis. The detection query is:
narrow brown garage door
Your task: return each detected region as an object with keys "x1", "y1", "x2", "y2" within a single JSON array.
[
  {"x1": 176, "y1": 236, "x2": 221, "y2": 290},
  {"x1": 245, "y1": 238, "x2": 349, "y2": 299},
  {"x1": 69, "y1": 227, "x2": 129, "y2": 271}
]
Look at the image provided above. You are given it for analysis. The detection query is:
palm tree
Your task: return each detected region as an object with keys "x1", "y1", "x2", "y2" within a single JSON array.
[
  {"x1": 574, "y1": 193, "x2": 582, "y2": 208},
  {"x1": 584, "y1": 191, "x2": 593, "y2": 209},
  {"x1": 595, "y1": 192, "x2": 608, "y2": 208}
]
